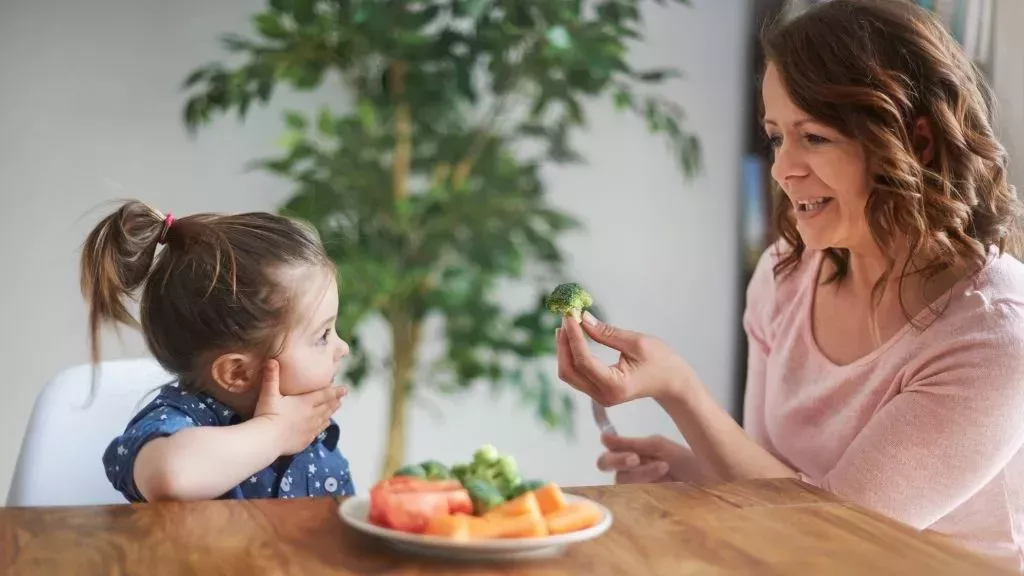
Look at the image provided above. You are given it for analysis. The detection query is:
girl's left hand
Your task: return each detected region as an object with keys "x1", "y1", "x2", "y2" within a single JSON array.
[{"x1": 555, "y1": 312, "x2": 694, "y2": 407}]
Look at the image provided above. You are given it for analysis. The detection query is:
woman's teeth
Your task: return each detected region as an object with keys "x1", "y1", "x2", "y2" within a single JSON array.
[{"x1": 796, "y1": 198, "x2": 832, "y2": 212}]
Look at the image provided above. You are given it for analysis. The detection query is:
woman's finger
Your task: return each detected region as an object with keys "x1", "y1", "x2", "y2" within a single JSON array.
[
  {"x1": 596, "y1": 451, "x2": 641, "y2": 472},
  {"x1": 601, "y1": 432, "x2": 670, "y2": 460},
  {"x1": 615, "y1": 460, "x2": 670, "y2": 484},
  {"x1": 556, "y1": 327, "x2": 601, "y2": 397},
  {"x1": 562, "y1": 317, "x2": 621, "y2": 389},
  {"x1": 581, "y1": 312, "x2": 644, "y2": 356}
]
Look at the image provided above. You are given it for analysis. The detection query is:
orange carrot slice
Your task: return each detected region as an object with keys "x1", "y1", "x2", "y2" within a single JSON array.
[
  {"x1": 533, "y1": 483, "x2": 568, "y2": 515},
  {"x1": 544, "y1": 501, "x2": 603, "y2": 535}
]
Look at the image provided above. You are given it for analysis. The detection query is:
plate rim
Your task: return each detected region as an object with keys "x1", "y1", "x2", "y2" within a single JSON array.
[{"x1": 337, "y1": 492, "x2": 614, "y2": 550}]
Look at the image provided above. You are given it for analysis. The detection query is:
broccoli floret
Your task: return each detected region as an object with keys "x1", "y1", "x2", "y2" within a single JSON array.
[
  {"x1": 545, "y1": 282, "x2": 594, "y2": 323},
  {"x1": 418, "y1": 460, "x2": 451, "y2": 480},
  {"x1": 496, "y1": 454, "x2": 517, "y2": 478},
  {"x1": 464, "y1": 478, "x2": 506, "y2": 514},
  {"x1": 393, "y1": 464, "x2": 427, "y2": 478},
  {"x1": 473, "y1": 444, "x2": 500, "y2": 466},
  {"x1": 451, "y1": 463, "x2": 470, "y2": 483},
  {"x1": 508, "y1": 479, "x2": 546, "y2": 499}
]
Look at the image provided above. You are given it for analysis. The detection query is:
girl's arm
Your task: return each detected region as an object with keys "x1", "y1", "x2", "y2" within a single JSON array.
[{"x1": 132, "y1": 416, "x2": 283, "y2": 502}]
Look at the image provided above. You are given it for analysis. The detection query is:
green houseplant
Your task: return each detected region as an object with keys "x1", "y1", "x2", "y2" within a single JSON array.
[{"x1": 181, "y1": 0, "x2": 701, "y2": 479}]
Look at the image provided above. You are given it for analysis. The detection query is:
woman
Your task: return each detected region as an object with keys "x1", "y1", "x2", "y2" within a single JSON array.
[{"x1": 556, "y1": 0, "x2": 1024, "y2": 568}]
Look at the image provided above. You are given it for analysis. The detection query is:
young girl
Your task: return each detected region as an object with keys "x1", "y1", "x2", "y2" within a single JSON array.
[{"x1": 81, "y1": 200, "x2": 355, "y2": 502}]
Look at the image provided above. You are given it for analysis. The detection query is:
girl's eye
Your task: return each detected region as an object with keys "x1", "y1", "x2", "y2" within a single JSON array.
[{"x1": 318, "y1": 328, "x2": 331, "y2": 344}]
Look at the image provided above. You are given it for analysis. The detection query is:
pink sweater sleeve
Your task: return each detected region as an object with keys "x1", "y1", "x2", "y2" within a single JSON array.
[
  {"x1": 804, "y1": 303, "x2": 1024, "y2": 528},
  {"x1": 741, "y1": 246, "x2": 776, "y2": 446}
]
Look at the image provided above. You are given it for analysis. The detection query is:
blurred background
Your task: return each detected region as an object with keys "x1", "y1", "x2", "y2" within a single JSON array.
[{"x1": 0, "y1": 0, "x2": 1019, "y2": 498}]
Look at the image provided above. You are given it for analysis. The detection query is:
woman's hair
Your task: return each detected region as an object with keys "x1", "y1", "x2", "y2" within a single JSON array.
[
  {"x1": 80, "y1": 200, "x2": 334, "y2": 390},
  {"x1": 761, "y1": 0, "x2": 1023, "y2": 313}
]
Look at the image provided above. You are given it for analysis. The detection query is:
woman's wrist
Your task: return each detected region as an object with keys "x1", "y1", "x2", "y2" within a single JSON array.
[{"x1": 652, "y1": 355, "x2": 698, "y2": 407}]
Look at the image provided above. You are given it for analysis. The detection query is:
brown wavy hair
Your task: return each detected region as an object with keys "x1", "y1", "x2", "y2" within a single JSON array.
[
  {"x1": 761, "y1": 0, "x2": 1023, "y2": 317},
  {"x1": 80, "y1": 200, "x2": 334, "y2": 391}
]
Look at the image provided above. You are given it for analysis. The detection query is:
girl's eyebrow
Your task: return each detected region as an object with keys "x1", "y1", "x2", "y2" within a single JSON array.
[{"x1": 312, "y1": 315, "x2": 336, "y2": 335}]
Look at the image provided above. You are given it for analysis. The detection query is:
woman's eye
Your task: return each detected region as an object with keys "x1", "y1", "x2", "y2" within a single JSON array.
[
  {"x1": 767, "y1": 134, "x2": 783, "y2": 149},
  {"x1": 805, "y1": 133, "x2": 830, "y2": 145}
]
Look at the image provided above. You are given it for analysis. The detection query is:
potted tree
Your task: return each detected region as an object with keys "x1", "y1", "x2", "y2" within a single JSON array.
[{"x1": 181, "y1": 0, "x2": 701, "y2": 479}]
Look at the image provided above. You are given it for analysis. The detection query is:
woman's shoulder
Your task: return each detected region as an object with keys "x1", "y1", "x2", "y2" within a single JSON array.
[
  {"x1": 943, "y1": 247, "x2": 1024, "y2": 334},
  {"x1": 746, "y1": 239, "x2": 820, "y2": 308},
  {"x1": 743, "y1": 239, "x2": 821, "y2": 337}
]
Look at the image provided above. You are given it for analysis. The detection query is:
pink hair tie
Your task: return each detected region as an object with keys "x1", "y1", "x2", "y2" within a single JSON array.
[{"x1": 158, "y1": 213, "x2": 174, "y2": 245}]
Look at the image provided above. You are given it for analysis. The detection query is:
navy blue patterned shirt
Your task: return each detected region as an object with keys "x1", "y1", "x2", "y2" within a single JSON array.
[{"x1": 102, "y1": 384, "x2": 356, "y2": 502}]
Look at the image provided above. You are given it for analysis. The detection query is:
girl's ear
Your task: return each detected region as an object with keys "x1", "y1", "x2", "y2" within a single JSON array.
[{"x1": 210, "y1": 352, "x2": 258, "y2": 394}]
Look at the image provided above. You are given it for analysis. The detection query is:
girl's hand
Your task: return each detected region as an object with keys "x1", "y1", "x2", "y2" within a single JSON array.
[
  {"x1": 253, "y1": 360, "x2": 347, "y2": 456},
  {"x1": 597, "y1": 432, "x2": 715, "y2": 485},
  {"x1": 556, "y1": 313, "x2": 694, "y2": 407}
]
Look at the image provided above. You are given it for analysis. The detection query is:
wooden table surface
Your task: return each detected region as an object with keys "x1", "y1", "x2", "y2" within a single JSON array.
[{"x1": 1, "y1": 478, "x2": 1015, "y2": 575}]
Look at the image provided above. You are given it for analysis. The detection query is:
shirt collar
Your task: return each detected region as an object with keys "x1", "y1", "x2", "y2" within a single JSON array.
[{"x1": 191, "y1": 388, "x2": 340, "y2": 451}]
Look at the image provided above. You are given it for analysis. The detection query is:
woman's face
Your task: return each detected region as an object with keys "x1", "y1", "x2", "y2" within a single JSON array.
[{"x1": 762, "y1": 63, "x2": 873, "y2": 253}]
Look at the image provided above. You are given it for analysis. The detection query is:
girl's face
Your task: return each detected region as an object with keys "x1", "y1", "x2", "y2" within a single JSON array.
[
  {"x1": 275, "y1": 267, "x2": 349, "y2": 397},
  {"x1": 762, "y1": 63, "x2": 874, "y2": 253}
]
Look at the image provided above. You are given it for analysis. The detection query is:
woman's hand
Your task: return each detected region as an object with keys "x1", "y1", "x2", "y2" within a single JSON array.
[
  {"x1": 253, "y1": 360, "x2": 347, "y2": 456},
  {"x1": 555, "y1": 312, "x2": 694, "y2": 407},
  {"x1": 597, "y1": 432, "x2": 717, "y2": 485}
]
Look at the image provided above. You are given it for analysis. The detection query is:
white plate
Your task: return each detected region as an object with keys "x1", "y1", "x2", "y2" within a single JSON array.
[{"x1": 337, "y1": 493, "x2": 613, "y2": 561}]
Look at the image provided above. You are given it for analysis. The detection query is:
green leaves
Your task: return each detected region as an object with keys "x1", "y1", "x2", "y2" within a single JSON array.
[{"x1": 180, "y1": 0, "x2": 702, "y2": 436}]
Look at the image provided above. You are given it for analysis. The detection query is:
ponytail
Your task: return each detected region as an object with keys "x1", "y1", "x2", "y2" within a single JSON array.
[{"x1": 79, "y1": 201, "x2": 170, "y2": 366}]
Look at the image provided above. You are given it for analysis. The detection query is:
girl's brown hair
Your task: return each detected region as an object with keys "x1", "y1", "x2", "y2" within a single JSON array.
[
  {"x1": 761, "y1": 0, "x2": 1023, "y2": 315},
  {"x1": 80, "y1": 200, "x2": 333, "y2": 390}
]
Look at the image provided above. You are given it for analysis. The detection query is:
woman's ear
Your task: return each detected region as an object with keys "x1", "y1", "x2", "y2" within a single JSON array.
[
  {"x1": 912, "y1": 116, "x2": 935, "y2": 166},
  {"x1": 210, "y1": 353, "x2": 258, "y2": 394}
]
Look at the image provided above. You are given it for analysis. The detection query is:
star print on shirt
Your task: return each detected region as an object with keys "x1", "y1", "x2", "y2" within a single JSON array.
[{"x1": 101, "y1": 383, "x2": 356, "y2": 503}]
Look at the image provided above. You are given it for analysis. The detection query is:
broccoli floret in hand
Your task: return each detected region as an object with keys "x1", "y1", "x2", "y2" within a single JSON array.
[{"x1": 545, "y1": 282, "x2": 594, "y2": 323}]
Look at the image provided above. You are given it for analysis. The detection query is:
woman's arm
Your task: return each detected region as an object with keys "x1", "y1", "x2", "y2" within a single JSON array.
[
  {"x1": 658, "y1": 300, "x2": 1024, "y2": 528},
  {"x1": 654, "y1": 371, "x2": 799, "y2": 481}
]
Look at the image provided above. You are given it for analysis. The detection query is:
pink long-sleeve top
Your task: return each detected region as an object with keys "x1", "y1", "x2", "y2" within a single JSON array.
[{"x1": 742, "y1": 241, "x2": 1024, "y2": 571}]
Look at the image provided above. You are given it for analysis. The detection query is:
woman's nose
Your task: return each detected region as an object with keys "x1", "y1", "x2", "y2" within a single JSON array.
[{"x1": 770, "y1": 140, "x2": 809, "y2": 184}]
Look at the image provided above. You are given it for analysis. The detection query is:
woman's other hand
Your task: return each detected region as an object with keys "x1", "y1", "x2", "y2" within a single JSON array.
[
  {"x1": 556, "y1": 312, "x2": 693, "y2": 407},
  {"x1": 597, "y1": 432, "x2": 715, "y2": 485}
]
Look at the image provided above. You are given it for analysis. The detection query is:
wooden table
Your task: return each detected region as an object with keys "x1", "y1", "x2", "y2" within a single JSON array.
[{"x1": 1, "y1": 479, "x2": 1015, "y2": 575}]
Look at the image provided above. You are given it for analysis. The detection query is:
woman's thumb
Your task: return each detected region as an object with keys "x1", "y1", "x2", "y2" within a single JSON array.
[{"x1": 582, "y1": 312, "x2": 641, "y2": 353}]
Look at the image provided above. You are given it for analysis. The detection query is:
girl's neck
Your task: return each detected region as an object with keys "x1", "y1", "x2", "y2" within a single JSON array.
[{"x1": 194, "y1": 381, "x2": 259, "y2": 420}]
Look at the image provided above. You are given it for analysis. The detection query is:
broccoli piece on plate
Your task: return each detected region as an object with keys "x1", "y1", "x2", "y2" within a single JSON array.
[{"x1": 464, "y1": 478, "x2": 506, "y2": 514}]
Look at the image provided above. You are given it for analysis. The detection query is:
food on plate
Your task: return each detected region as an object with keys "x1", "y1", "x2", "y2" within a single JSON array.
[
  {"x1": 366, "y1": 445, "x2": 605, "y2": 540},
  {"x1": 394, "y1": 459, "x2": 452, "y2": 480},
  {"x1": 544, "y1": 282, "x2": 593, "y2": 323},
  {"x1": 368, "y1": 477, "x2": 473, "y2": 532}
]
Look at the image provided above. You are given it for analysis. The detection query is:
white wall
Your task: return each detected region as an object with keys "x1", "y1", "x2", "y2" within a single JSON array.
[
  {"x1": 0, "y1": 0, "x2": 750, "y2": 497},
  {"x1": 992, "y1": 0, "x2": 1024, "y2": 196}
]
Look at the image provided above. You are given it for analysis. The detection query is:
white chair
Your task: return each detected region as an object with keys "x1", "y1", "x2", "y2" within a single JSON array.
[{"x1": 6, "y1": 358, "x2": 175, "y2": 507}]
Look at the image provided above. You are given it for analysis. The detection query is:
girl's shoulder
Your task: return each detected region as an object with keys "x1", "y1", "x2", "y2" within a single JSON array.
[{"x1": 128, "y1": 383, "x2": 235, "y2": 429}]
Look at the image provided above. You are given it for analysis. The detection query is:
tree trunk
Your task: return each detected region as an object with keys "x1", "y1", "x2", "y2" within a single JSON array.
[{"x1": 380, "y1": 308, "x2": 421, "y2": 480}]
